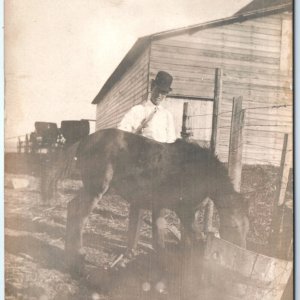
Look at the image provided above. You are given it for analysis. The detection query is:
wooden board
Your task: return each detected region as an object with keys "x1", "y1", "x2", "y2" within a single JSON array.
[{"x1": 203, "y1": 235, "x2": 293, "y2": 300}]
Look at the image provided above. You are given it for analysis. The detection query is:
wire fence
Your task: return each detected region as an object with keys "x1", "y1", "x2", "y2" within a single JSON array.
[{"x1": 183, "y1": 102, "x2": 292, "y2": 166}]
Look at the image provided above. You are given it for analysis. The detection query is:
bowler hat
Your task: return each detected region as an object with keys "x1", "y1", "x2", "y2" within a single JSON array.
[{"x1": 152, "y1": 71, "x2": 173, "y2": 92}]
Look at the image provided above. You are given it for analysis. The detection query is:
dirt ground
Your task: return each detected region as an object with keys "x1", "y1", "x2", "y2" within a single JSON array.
[{"x1": 4, "y1": 155, "x2": 293, "y2": 300}]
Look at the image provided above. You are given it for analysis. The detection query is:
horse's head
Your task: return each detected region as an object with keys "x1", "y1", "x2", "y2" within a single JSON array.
[{"x1": 218, "y1": 193, "x2": 249, "y2": 248}]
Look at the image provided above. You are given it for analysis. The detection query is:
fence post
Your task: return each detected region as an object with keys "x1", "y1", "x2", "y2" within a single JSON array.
[
  {"x1": 181, "y1": 102, "x2": 192, "y2": 141},
  {"x1": 277, "y1": 133, "x2": 292, "y2": 206},
  {"x1": 269, "y1": 133, "x2": 293, "y2": 257},
  {"x1": 211, "y1": 68, "x2": 223, "y2": 154},
  {"x1": 24, "y1": 134, "x2": 29, "y2": 154},
  {"x1": 228, "y1": 97, "x2": 245, "y2": 192},
  {"x1": 204, "y1": 69, "x2": 223, "y2": 235}
]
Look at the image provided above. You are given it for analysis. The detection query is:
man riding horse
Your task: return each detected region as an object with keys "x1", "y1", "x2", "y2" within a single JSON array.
[
  {"x1": 43, "y1": 72, "x2": 249, "y2": 283},
  {"x1": 118, "y1": 71, "x2": 177, "y2": 256}
]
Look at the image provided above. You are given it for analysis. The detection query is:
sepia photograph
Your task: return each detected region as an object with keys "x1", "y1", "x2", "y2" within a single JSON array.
[{"x1": 4, "y1": 0, "x2": 293, "y2": 299}]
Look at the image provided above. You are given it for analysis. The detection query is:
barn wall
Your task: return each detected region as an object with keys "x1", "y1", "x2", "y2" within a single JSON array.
[
  {"x1": 95, "y1": 48, "x2": 150, "y2": 130},
  {"x1": 150, "y1": 13, "x2": 293, "y2": 165}
]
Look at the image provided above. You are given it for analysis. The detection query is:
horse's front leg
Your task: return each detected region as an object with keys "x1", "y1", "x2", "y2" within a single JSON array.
[
  {"x1": 127, "y1": 204, "x2": 144, "y2": 254},
  {"x1": 152, "y1": 207, "x2": 168, "y2": 252}
]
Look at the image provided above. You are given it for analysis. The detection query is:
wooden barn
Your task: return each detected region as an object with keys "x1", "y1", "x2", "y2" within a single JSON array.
[{"x1": 92, "y1": 0, "x2": 293, "y2": 166}]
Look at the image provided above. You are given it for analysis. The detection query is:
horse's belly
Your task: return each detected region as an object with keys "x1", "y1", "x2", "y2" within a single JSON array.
[{"x1": 112, "y1": 178, "x2": 182, "y2": 210}]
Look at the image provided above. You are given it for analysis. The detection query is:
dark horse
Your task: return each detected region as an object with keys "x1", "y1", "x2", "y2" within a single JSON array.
[{"x1": 44, "y1": 128, "x2": 249, "y2": 272}]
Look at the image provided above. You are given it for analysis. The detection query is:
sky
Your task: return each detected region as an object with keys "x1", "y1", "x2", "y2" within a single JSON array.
[{"x1": 4, "y1": 0, "x2": 251, "y2": 150}]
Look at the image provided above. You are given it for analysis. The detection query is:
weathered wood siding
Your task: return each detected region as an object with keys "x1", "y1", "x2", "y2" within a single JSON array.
[
  {"x1": 150, "y1": 13, "x2": 292, "y2": 165},
  {"x1": 95, "y1": 49, "x2": 150, "y2": 130}
]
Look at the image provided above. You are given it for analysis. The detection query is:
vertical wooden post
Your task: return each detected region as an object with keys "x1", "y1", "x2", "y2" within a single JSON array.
[
  {"x1": 228, "y1": 97, "x2": 245, "y2": 192},
  {"x1": 25, "y1": 134, "x2": 29, "y2": 154},
  {"x1": 204, "y1": 69, "x2": 223, "y2": 235},
  {"x1": 277, "y1": 133, "x2": 292, "y2": 206},
  {"x1": 181, "y1": 102, "x2": 192, "y2": 141},
  {"x1": 269, "y1": 133, "x2": 293, "y2": 257},
  {"x1": 211, "y1": 68, "x2": 223, "y2": 154},
  {"x1": 17, "y1": 137, "x2": 22, "y2": 153}
]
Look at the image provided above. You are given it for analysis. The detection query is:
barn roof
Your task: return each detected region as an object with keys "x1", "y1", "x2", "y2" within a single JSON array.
[
  {"x1": 235, "y1": 0, "x2": 292, "y2": 15},
  {"x1": 92, "y1": 1, "x2": 292, "y2": 104}
]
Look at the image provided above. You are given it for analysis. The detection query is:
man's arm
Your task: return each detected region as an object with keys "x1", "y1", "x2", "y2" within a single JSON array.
[{"x1": 118, "y1": 105, "x2": 144, "y2": 133}]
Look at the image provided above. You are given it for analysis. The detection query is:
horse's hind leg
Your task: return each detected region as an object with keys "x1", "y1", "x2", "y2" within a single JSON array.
[
  {"x1": 65, "y1": 164, "x2": 113, "y2": 274},
  {"x1": 65, "y1": 189, "x2": 98, "y2": 274}
]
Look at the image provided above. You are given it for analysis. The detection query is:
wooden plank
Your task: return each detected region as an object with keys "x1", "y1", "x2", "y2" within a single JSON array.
[
  {"x1": 154, "y1": 38, "x2": 280, "y2": 58},
  {"x1": 239, "y1": 18, "x2": 282, "y2": 30},
  {"x1": 244, "y1": 138, "x2": 287, "y2": 149},
  {"x1": 150, "y1": 66, "x2": 216, "y2": 82},
  {"x1": 203, "y1": 235, "x2": 292, "y2": 299},
  {"x1": 228, "y1": 97, "x2": 244, "y2": 192},
  {"x1": 241, "y1": 14, "x2": 283, "y2": 27},
  {"x1": 190, "y1": 30, "x2": 281, "y2": 48},
  {"x1": 151, "y1": 49, "x2": 279, "y2": 70},
  {"x1": 245, "y1": 118, "x2": 292, "y2": 127},
  {"x1": 108, "y1": 64, "x2": 148, "y2": 99},
  {"x1": 192, "y1": 26, "x2": 282, "y2": 42},
  {"x1": 223, "y1": 74, "x2": 290, "y2": 89},
  {"x1": 107, "y1": 72, "x2": 147, "y2": 99},
  {"x1": 172, "y1": 35, "x2": 280, "y2": 53},
  {"x1": 222, "y1": 86, "x2": 292, "y2": 98},
  {"x1": 247, "y1": 109, "x2": 293, "y2": 118},
  {"x1": 223, "y1": 81, "x2": 290, "y2": 92},
  {"x1": 242, "y1": 148, "x2": 282, "y2": 159},
  {"x1": 268, "y1": 132, "x2": 293, "y2": 252},
  {"x1": 176, "y1": 35, "x2": 281, "y2": 53},
  {"x1": 150, "y1": 56, "x2": 281, "y2": 77},
  {"x1": 169, "y1": 84, "x2": 214, "y2": 98},
  {"x1": 244, "y1": 125, "x2": 291, "y2": 133},
  {"x1": 211, "y1": 68, "x2": 222, "y2": 155},
  {"x1": 280, "y1": 18, "x2": 293, "y2": 74},
  {"x1": 151, "y1": 62, "x2": 216, "y2": 76},
  {"x1": 223, "y1": 21, "x2": 281, "y2": 36},
  {"x1": 97, "y1": 84, "x2": 146, "y2": 119},
  {"x1": 223, "y1": 69, "x2": 291, "y2": 82},
  {"x1": 97, "y1": 87, "x2": 146, "y2": 124},
  {"x1": 277, "y1": 133, "x2": 293, "y2": 206},
  {"x1": 181, "y1": 102, "x2": 192, "y2": 140},
  {"x1": 152, "y1": 43, "x2": 279, "y2": 65}
]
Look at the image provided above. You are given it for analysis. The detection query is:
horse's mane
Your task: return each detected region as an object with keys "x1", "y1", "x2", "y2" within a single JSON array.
[
  {"x1": 173, "y1": 139, "x2": 230, "y2": 180},
  {"x1": 172, "y1": 139, "x2": 244, "y2": 209}
]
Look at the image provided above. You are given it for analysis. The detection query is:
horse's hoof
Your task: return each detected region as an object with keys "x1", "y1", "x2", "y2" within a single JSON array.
[
  {"x1": 124, "y1": 248, "x2": 139, "y2": 259},
  {"x1": 65, "y1": 252, "x2": 86, "y2": 278}
]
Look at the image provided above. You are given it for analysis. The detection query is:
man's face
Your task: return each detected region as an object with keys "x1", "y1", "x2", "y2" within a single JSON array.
[{"x1": 150, "y1": 85, "x2": 168, "y2": 106}]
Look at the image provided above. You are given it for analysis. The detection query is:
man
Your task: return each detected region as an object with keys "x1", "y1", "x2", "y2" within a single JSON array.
[
  {"x1": 118, "y1": 71, "x2": 176, "y2": 143},
  {"x1": 118, "y1": 71, "x2": 177, "y2": 255}
]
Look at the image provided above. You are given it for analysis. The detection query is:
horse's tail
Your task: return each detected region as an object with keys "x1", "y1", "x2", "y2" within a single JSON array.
[{"x1": 41, "y1": 141, "x2": 81, "y2": 202}]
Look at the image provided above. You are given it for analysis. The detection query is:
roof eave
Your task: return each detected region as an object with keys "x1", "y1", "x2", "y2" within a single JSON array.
[{"x1": 152, "y1": 3, "x2": 292, "y2": 40}]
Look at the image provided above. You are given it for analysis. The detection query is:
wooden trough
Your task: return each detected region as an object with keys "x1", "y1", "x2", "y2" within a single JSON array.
[
  {"x1": 84, "y1": 234, "x2": 292, "y2": 300},
  {"x1": 202, "y1": 234, "x2": 293, "y2": 300}
]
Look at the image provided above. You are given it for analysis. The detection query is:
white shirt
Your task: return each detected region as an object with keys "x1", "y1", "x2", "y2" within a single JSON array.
[{"x1": 118, "y1": 100, "x2": 176, "y2": 143}]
